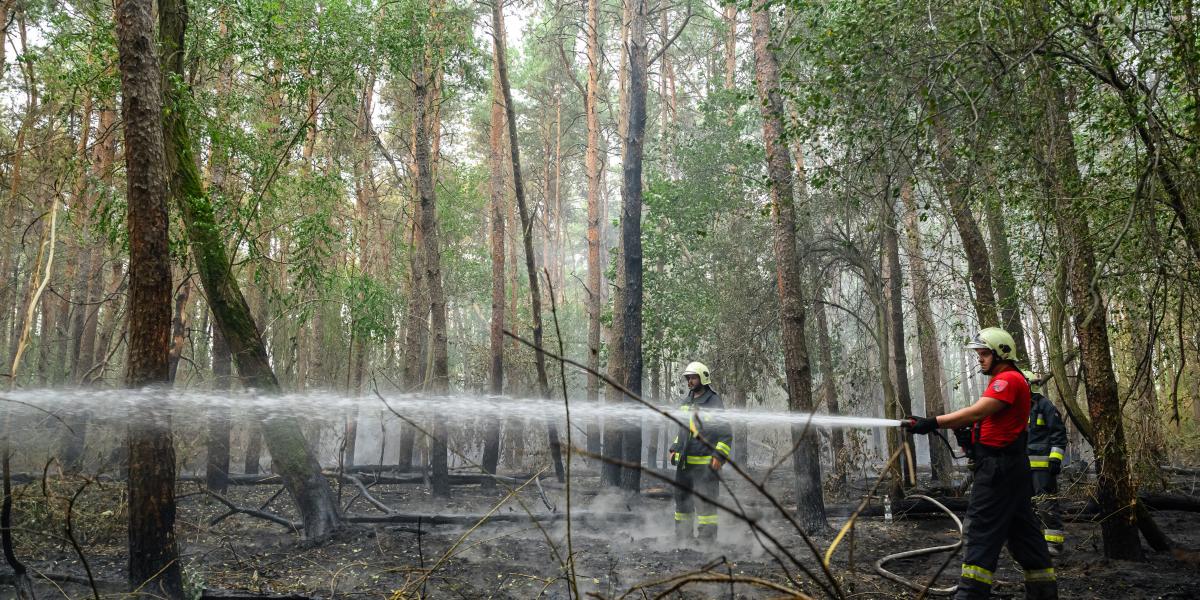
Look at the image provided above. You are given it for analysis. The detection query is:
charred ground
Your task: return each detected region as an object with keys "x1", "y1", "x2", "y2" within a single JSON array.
[{"x1": 12, "y1": 466, "x2": 1199, "y2": 599}]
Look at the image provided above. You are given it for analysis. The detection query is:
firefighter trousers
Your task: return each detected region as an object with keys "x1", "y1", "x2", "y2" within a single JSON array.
[
  {"x1": 673, "y1": 463, "x2": 719, "y2": 541},
  {"x1": 1032, "y1": 469, "x2": 1065, "y2": 550},
  {"x1": 957, "y1": 451, "x2": 1057, "y2": 599}
]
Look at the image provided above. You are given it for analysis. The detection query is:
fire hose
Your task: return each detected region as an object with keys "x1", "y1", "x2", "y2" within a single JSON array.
[{"x1": 872, "y1": 493, "x2": 963, "y2": 596}]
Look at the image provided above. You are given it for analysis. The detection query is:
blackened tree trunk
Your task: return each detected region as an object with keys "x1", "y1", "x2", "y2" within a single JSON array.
[
  {"x1": 751, "y1": 0, "x2": 826, "y2": 532},
  {"x1": 617, "y1": 0, "x2": 648, "y2": 493},
  {"x1": 899, "y1": 179, "x2": 953, "y2": 484},
  {"x1": 117, "y1": 0, "x2": 184, "y2": 594},
  {"x1": 159, "y1": 0, "x2": 341, "y2": 540},
  {"x1": 493, "y1": 0, "x2": 565, "y2": 483},
  {"x1": 412, "y1": 60, "x2": 451, "y2": 498},
  {"x1": 482, "y1": 37, "x2": 507, "y2": 485},
  {"x1": 206, "y1": 320, "x2": 232, "y2": 493},
  {"x1": 1028, "y1": 48, "x2": 1143, "y2": 560}
]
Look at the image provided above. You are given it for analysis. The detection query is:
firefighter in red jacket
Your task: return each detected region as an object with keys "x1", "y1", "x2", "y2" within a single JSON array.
[
  {"x1": 903, "y1": 327, "x2": 1057, "y2": 600},
  {"x1": 668, "y1": 361, "x2": 732, "y2": 542}
]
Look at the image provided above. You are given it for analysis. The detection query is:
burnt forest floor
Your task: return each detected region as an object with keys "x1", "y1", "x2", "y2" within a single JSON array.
[{"x1": 11, "y1": 465, "x2": 1200, "y2": 599}]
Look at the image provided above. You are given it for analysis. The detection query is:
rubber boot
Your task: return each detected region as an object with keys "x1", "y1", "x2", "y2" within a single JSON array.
[
  {"x1": 697, "y1": 524, "x2": 717, "y2": 542},
  {"x1": 1025, "y1": 580, "x2": 1058, "y2": 600},
  {"x1": 674, "y1": 520, "x2": 693, "y2": 542}
]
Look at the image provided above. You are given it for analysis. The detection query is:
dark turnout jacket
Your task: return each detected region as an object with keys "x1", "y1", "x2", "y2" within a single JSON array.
[
  {"x1": 1026, "y1": 392, "x2": 1068, "y2": 468},
  {"x1": 668, "y1": 386, "x2": 733, "y2": 466}
]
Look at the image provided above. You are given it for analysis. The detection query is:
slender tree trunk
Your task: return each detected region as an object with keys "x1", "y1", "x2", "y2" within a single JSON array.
[
  {"x1": 482, "y1": 42, "x2": 508, "y2": 484},
  {"x1": 159, "y1": 0, "x2": 341, "y2": 540},
  {"x1": 584, "y1": 0, "x2": 604, "y2": 456},
  {"x1": 617, "y1": 0, "x2": 648, "y2": 493},
  {"x1": 117, "y1": 0, "x2": 184, "y2": 593},
  {"x1": 398, "y1": 157, "x2": 428, "y2": 473},
  {"x1": 813, "y1": 284, "x2": 844, "y2": 485},
  {"x1": 412, "y1": 60, "x2": 451, "y2": 497},
  {"x1": 899, "y1": 179, "x2": 953, "y2": 485},
  {"x1": 929, "y1": 109, "x2": 1000, "y2": 328},
  {"x1": 724, "y1": 4, "x2": 737, "y2": 90},
  {"x1": 493, "y1": 0, "x2": 565, "y2": 483},
  {"x1": 167, "y1": 279, "x2": 192, "y2": 383},
  {"x1": 752, "y1": 0, "x2": 826, "y2": 531},
  {"x1": 982, "y1": 197, "x2": 1029, "y2": 360},
  {"x1": 881, "y1": 186, "x2": 915, "y2": 484}
]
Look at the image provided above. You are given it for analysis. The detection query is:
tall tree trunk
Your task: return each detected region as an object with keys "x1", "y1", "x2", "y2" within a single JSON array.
[
  {"x1": 813, "y1": 284, "x2": 844, "y2": 485},
  {"x1": 899, "y1": 179, "x2": 953, "y2": 485},
  {"x1": 493, "y1": 0, "x2": 565, "y2": 483},
  {"x1": 412, "y1": 60, "x2": 451, "y2": 497},
  {"x1": 724, "y1": 4, "x2": 736, "y2": 90},
  {"x1": 751, "y1": 0, "x2": 826, "y2": 531},
  {"x1": 982, "y1": 198, "x2": 1029, "y2": 361},
  {"x1": 345, "y1": 77, "x2": 377, "y2": 469},
  {"x1": 929, "y1": 109, "x2": 1000, "y2": 328},
  {"x1": 881, "y1": 186, "x2": 915, "y2": 484},
  {"x1": 483, "y1": 40, "x2": 507, "y2": 484},
  {"x1": 398, "y1": 147, "x2": 429, "y2": 473},
  {"x1": 1028, "y1": 36, "x2": 1143, "y2": 559},
  {"x1": 584, "y1": 0, "x2": 604, "y2": 456},
  {"x1": 159, "y1": 0, "x2": 341, "y2": 540},
  {"x1": 117, "y1": 0, "x2": 184, "y2": 594},
  {"x1": 617, "y1": 0, "x2": 648, "y2": 492}
]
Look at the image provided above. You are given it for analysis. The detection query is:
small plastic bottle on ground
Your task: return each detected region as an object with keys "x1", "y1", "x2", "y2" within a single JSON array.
[{"x1": 883, "y1": 494, "x2": 892, "y2": 523}]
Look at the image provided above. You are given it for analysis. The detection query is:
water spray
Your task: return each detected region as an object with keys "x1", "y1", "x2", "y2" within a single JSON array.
[{"x1": 0, "y1": 389, "x2": 907, "y2": 432}]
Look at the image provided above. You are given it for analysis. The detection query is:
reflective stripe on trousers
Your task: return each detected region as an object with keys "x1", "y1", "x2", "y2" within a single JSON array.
[{"x1": 961, "y1": 564, "x2": 993, "y2": 585}]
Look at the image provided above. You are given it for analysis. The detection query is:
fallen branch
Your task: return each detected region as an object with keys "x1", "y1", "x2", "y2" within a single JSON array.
[
  {"x1": 337, "y1": 474, "x2": 393, "y2": 514},
  {"x1": 345, "y1": 510, "x2": 636, "y2": 526},
  {"x1": 203, "y1": 489, "x2": 300, "y2": 532}
]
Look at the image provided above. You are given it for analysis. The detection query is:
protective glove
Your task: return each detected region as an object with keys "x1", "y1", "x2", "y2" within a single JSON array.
[
  {"x1": 670, "y1": 452, "x2": 679, "y2": 466},
  {"x1": 710, "y1": 456, "x2": 723, "y2": 472},
  {"x1": 1050, "y1": 459, "x2": 1061, "y2": 476},
  {"x1": 902, "y1": 416, "x2": 939, "y2": 435}
]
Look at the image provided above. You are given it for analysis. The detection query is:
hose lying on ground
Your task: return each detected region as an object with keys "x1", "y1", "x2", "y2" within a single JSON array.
[{"x1": 873, "y1": 494, "x2": 963, "y2": 597}]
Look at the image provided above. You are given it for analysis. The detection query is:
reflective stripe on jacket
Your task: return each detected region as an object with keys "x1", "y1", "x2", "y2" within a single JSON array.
[
  {"x1": 668, "y1": 387, "x2": 733, "y2": 466},
  {"x1": 1026, "y1": 393, "x2": 1067, "y2": 469}
]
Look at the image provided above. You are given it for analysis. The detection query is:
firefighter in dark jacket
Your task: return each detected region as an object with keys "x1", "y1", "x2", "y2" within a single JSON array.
[
  {"x1": 1024, "y1": 371, "x2": 1068, "y2": 556},
  {"x1": 903, "y1": 328, "x2": 1057, "y2": 600},
  {"x1": 668, "y1": 361, "x2": 732, "y2": 542}
]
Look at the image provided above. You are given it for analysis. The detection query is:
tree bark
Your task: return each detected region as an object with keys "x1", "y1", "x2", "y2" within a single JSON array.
[
  {"x1": 881, "y1": 186, "x2": 915, "y2": 484},
  {"x1": 1027, "y1": 33, "x2": 1143, "y2": 559},
  {"x1": 929, "y1": 108, "x2": 1000, "y2": 329},
  {"x1": 898, "y1": 179, "x2": 953, "y2": 485},
  {"x1": 412, "y1": 59, "x2": 451, "y2": 498},
  {"x1": 982, "y1": 197, "x2": 1029, "y2": 361},
  {"x1": 584, "y1": 0, "x2": 604, "y2": 456},
  {"x1": 493, "y1": 0, "x2": 565, "y2": 483},
  {"x1": 751, "y1": 0, "x2": 826, "y2": 531},
  {"x1": 117, "y1": 0, "x2": 184, "y2": 593},
  {"x1": 617, "y1": 0, "x2": 648, "y2": 492},
  {"x1": 167, "y1": 279, "x2": 192, "y2": 383},
  {"x1": 483, "y1": 36, "x2": 507, "y2": 484},
  {"x1": 159, "y1": 0, "x2": 341, "y2": 541},
  {"x1": 813, "y1": 284, "x2": 844, "y2": 486}
]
